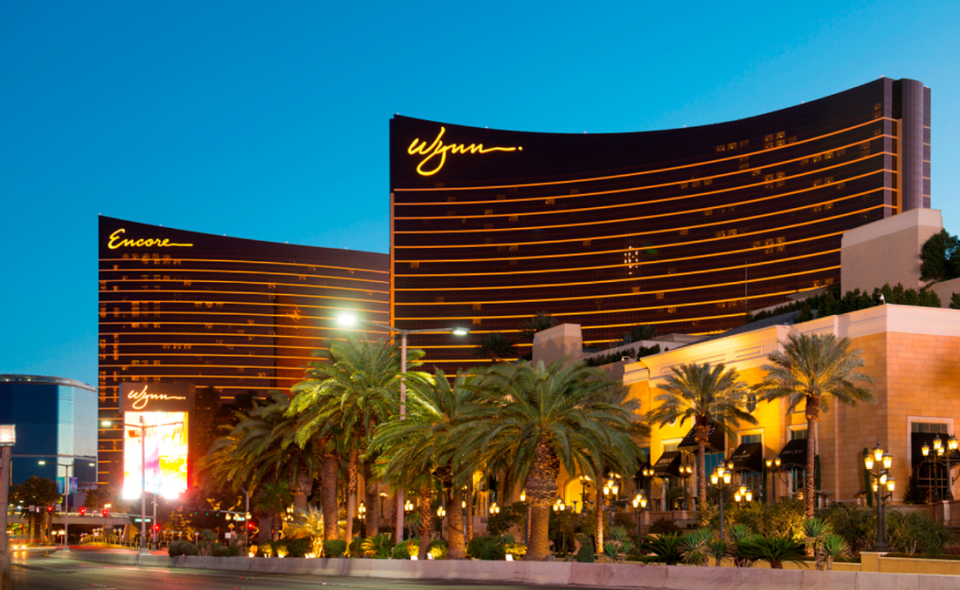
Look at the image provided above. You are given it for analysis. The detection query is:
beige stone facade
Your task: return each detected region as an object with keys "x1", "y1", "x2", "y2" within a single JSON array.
[{"x1": 840, "y1": 208, "x2": 943, "y2": 294}]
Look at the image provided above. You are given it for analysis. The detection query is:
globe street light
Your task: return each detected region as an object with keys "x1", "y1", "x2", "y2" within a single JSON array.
[
  {"x1": 631, "y1": 492, "x2": 648, "y2": 540},
  {"x1": 711, "y1": 462, "x2": 735, "y2": 542},
  {"x1": 921, "y1": 434, "x2": 959, "y2": 501},
  {"x1": 864, "y1": 442, "x2": 896, "y2": 551},
  {"x1": 338, "y1": 313, "x2": 468, "y2": 543},
  {"x1": 765, "y1": 456, "x2": 784, "y2": 503}
]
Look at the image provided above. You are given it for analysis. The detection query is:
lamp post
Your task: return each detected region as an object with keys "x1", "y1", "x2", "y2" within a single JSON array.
[
  {"x1": 710, "y1": 462, "x2": 735, "y2": 542},
  {"x1": 37, "y1": 459, "x2": 94, "y2": 553},
  {"x1": 733, "y1": 485, "x2": 754, "y2": 504},
  {"x1": 631, "y1": 492, "x2": 648, "y2": 540},
  {"x1": 678, "y1": 462, "x2": 694, "y2": 510},
  {"x1": 0, "y1": 425, "x2": 17, "y2": 590},
  {"x1": 765, "y1": 456, "x2": 783, "y2": 503},
  {"x1": 577, "y1": 475, "x2": 591, "y2": 514},
  {"x1": 602, "y1": 474, "x2": 621, "y2": 530},
  {"x1": 921, "y1": 434, "x2": 959, "y2": 501},
  {"x1": 864, "y1": 442, "x2": 895, "y2": 551},
  {"x1": 338, "y1": 313, "x2": 469, "y2": 544},
  {"x1": 358, "y1": 501, "x2": 367, "y2": 537},
  {"x1": 436, "y1": 506, "x2": 446, "y2": 541},
  {"x1": 124, "y1": 416, "x2": 183, "y2": 554}
]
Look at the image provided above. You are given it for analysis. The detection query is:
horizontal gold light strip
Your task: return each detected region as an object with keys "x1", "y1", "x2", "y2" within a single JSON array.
[
  {"x1": 99, "y1": 257, "x2": 389, "y2": 275},
  {"x1": 393, "y1": 118, "x2": 889, "y2": 192},
  {"x1": 98, "y1": 331, "x2": 384, "y2": 340},
  {"x1": 395, "y1": 264, "x2": 837, "y2": 307},
  {"x1": 395, "y1": 143, "x2": 886, "y2": 211},
  {"x1": 100, "y1": 277, "x2": 388, "y2": 294},
  {"x1": 395, "y1": 173, "x2": 889, "y2": 241},
  {"x1": 104, "y1": 310, "x2": 384, "y2": 322},
  {"x1": 393, "y1": 204, "x2": 891, "y2": 263},
  {"x1": 101, "y1": 288, "x2": 388, "y2": 304},
  {"x1": 395, "y1": 249, "x2": 836, "y2": 292}
]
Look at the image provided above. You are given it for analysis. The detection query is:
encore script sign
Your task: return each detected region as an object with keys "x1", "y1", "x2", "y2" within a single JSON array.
[
  {"x1": 407, "y1": 127, "x2": 521, "y2": 176},
  {"x1": 107, "y1": 228, "x2": 193, "y2": 249}
]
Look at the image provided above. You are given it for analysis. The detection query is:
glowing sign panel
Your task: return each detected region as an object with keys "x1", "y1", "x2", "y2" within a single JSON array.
[
  {"x1": 407, "y1": 127, "x2": 521, "y2": 176},
  {"x1": 122, "y1": 411, "x2": 189, "y2": 499},
  {"x1": 120, "y1": 383, "x2": 192, "y2": 500}
]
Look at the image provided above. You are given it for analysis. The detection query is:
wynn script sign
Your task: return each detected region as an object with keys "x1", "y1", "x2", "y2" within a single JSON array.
[
  {"x1": 120, "y1": 383, "x2": 192, "y2": 413},
  {"x1": 407, "y1": 127, "x2": 521, "y2": 176}
]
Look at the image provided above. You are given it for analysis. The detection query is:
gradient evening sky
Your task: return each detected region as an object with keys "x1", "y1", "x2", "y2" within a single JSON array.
[{"x1": 2, "y1": 1, "x2": 958, "y2": 387}]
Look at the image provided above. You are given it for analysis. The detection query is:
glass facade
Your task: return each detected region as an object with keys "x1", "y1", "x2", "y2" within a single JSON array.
[
  {"x1": 390, "y1": 78, "x2": 930, "y2": 370},
  {"x1": 97, "y1": 216, "x2": 389, "y2": 487},
  {"x1": 0, "y1": 375, "x2": 98, "y2": 486}
]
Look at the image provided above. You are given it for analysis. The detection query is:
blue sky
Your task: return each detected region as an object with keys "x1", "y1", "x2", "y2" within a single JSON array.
[{"x1": 2, "y1": 0, "x2": 958, "y2": 386}]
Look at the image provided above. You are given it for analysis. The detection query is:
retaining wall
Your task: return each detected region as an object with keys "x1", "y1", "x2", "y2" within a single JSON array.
[{"x1": 67, "y1": 552, "x2": 959, "y2": 589}]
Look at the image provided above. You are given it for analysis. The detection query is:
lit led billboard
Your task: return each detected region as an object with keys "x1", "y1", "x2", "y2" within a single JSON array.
[{"x1": 120, "y1": 383, "x2": 192, "y2": 499}]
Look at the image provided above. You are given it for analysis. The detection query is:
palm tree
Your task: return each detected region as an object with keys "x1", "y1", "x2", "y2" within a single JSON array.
[
  {"x1": 370, "y1": 369, "x2": 479, "y2": 559},
  {"x1": 460, "y1": 359, "x2": 643, "y2": 561},
  {"x1": 646, "y1": 363, "x2": 758, "y2": 507},
  {"x1": 474, "y1": 332, "x2": 517, "y2": 362},
  {"x1": 758, "y1": 333, "x2": 875, "y2": 517},
  {"x1": 283, "y1": 507, "x2": 325, "y2": 556},
  {"x1": 519, "y1": 311, "x2": 558, "y2": 341},
  {"x1": 288, "y1": 336, "x2": 424, "y2": 542}
]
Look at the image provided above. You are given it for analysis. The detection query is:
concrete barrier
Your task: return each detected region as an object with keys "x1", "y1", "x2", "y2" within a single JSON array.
[{"x1": 66, "y1": 552, "x2": 960, "y2": 589}]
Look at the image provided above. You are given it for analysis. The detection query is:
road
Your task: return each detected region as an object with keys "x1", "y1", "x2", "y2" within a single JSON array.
[{"x1": 10, "y1": 549, "x2": 570, "y2": 590}]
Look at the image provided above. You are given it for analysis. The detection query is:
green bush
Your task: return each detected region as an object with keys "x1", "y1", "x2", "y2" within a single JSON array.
[
  {"x1": 736, "y1": 536, "x2": 806, "y2": 569},
  {"x1": 427, "y1": 538, "x2": 448, "y2": 560},
  {"x1": 642, "y1": 533, "x2": 684, "y2": 565},
  {"x1": 323, "y1": 539, "x2": 348, "y2": 558},
  {"x1": 361, "y1": 533, "x2": 395, "y2": 559},
  {"x1": 487, "y1": 502, "x2": 525, "y2": 536},
  {"x1": 820, "y1": 503, "x2": 876, "y2": 555},
  {"x1": 210, "y1": 543, "x2": 241, "y2": 557},
  {"x1": 467, "y1": 535, "x2": 507, "y2": 561},
  {"x1": 648, "y1": 517, "x2": 681, "y2": 535},
  {"x1": 887, "y1": 510, "x2": 954, "y2": 555},
  {"x1": 575, "y1": 542, "x2": 595, "y2": 563},
  {"x1": 391, "y1": 543, "x2": 411, "y2": 559},
  {"x1": 168, "y1": 541, "x2": 199, "y2": 556},
  {"x1": 286, "y1": 537, "x2": 312, "y2": 558},
  {"x1": 348, "y1": 536, "x2": 363, "y2": 557}
]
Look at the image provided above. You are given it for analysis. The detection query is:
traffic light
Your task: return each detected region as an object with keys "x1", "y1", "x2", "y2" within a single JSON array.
[
  {"x1": 102, "y1": 508, "x2": 109, "y2": 517},
  {"x1": 153, "y1": 524, "x2": 160, "y2": 532},
  {"x1": 46, "y1": 506, "x2": 53, "y2": 513},
  {"x1": 79, "y1": 507, "x2": 87, "y2": 516}
]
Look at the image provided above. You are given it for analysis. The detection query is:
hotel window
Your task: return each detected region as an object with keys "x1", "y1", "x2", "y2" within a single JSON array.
[
  {"x1": 764, "y1": 134, "x2": 774, "y2": 142},
  {"x1": 545, "y1": 198, "x2": 554, "y2": 204},
  {"x1": 656, "y1": 292, "x2": 665, "y2": 300},
  {"x1": 484, "y1": 209, "x2": 493, "y2": 215},
  {"x1": 472, "y1": 318, "x2": 481, "y2": 325},
  {"x1": 727, "y1": 143, "x2": 737, "y2": 150},
  {"x1": 716, "y1": 145, "x2": 726, "y2": 152},
  {"x1": 679, "y1": 229, "x2": 688, "y2": 236},
  {"x1": 739, "y1": 140, "x2": 749, "y2": 148},
  {"x1": 703, "y1": 179, "x2": 712, "y2": 186}
]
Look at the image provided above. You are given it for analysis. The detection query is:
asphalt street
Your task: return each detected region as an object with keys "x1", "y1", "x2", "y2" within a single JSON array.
[{"x1": 9, "y1": 549, "x2": 571, "y2": 590}]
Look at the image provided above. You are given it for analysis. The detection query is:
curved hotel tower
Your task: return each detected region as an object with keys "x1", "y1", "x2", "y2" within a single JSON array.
[
  {"x1": 97, "y1": 216, "x2": 389, "y2": 486},
  {"x1": 390, "y1": 78, "x2": 931, "y2": 367}
]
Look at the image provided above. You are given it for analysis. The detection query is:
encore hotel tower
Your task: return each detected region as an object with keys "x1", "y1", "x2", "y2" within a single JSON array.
[
  {"x1": 97, "y1": 216, "x2": 389, "y2": 486},
  {"x1": 390, "y1": 77, "x2": 931, "y2": 369}
]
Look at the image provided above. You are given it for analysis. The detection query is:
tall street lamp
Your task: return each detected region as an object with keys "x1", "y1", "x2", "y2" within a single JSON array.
[
  {"x1": 37, "y1": 460, "x2": 94, "y2": 553},
  {"x1": 338, "y1": 313, "x2": 469, "y2": 543},
  {"x1": 865, "y1": 442, "x2": 895, "y2": 551},
  {"x1": 921, "y1": 434, "x2": 959, "y2": 501},
  {"x1": 124, "y1": 415, "x2": 183, "y2": 554},
  {"x1": 710, "y1": 462, "x2": 735, "y2": 542},
  {"x1": 631, "y1": 492, "x2": 648, "y2": 540},
  {"x1": 0, "y1": 425, "x2": 17, "y2": 590},
  {"x1": 765, "y1": 456, "x2": 784, "y2": 503}
]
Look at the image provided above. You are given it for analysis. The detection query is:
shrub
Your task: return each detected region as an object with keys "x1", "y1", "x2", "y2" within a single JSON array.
[
  {"x1": 575, "y1": 542, "x2": 595, "y2": 563},
  {"x1": 211, "y1": 543, "x2": 241, "y2": 557},
  {"x1": 286, "y1": 537, "x2": 312, "y2": 558},
  {"x1": 467, "y1": 535, "x2": 509, "y2": 560},
  {"x1": 642, "y1": 533, "x2": 684, "y2": 565},
  {"x1": 648, "y1": 517, "x2": 681, "y2": 535},
  {"x1": 736, "y1": 536, "x2": 805, "y2": 569},
  {"x1": 487, "y1": 502, "x2": 525, "y2": 536},
  {"x1": 392, "y1": 543, "x2": 411, "y2": 559},
  {"x1": 324, "y1": 539, "x2": 348, "y2": 558},
  {"x1": 504, "y1": 543, "x2": 527, "y2": 559},
  {"x1": 361, "y1": 533, "x2": 395, "y2": 559},
  {"x1": 168, "y1": 541, "x2": 199, "y2": 557},
  {"x1": 427, "y1": 538, "x2": 448, "y2": 560},
  {"x1": 887, "y1": 510, "x2": 954, "y2": 555},
  {"x1": 820, "y1": 503, "x2": 876, "y2": 555},
  {"x1": 348, "y1": 536, "x2": 363, "y2": 557},
  {"x1": 256, "y1": 543, "x2": 274, "y2": 557}
]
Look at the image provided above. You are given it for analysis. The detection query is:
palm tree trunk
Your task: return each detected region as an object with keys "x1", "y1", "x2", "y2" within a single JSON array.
[
  {"x1": 447, "y1": 487, "x2": 465, "y2": 559},
  {"x1": 698, "y1": 440, "x2": 707, "y2": 507},
  {"x1": 595, "y1": 498, "x2": 604, "y2": 554},
  {"x1": 525, "y1": 439, "x2": 560, "y2": 561},
  {"x1": 417, "y1": 488, "x2": 432, "y2": 561},
  {"x1": 805, "y1": 396, "x2": 820, "y2": 518},
  {"x1": 465, "y1": 478, "x2": 474, "y2": 542},
  {"x1": 321, "y1": 453, "x2": 340, "y2": 540},
  {"x1": 363, "y1": 461, "x2": 380, "y2": 537},
  {"x1": 292, "y1": 466, "x2": 311, "y2": 512},
  {"x1": 345, "y1": 449, "x2": 358, "y2": 544}
]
